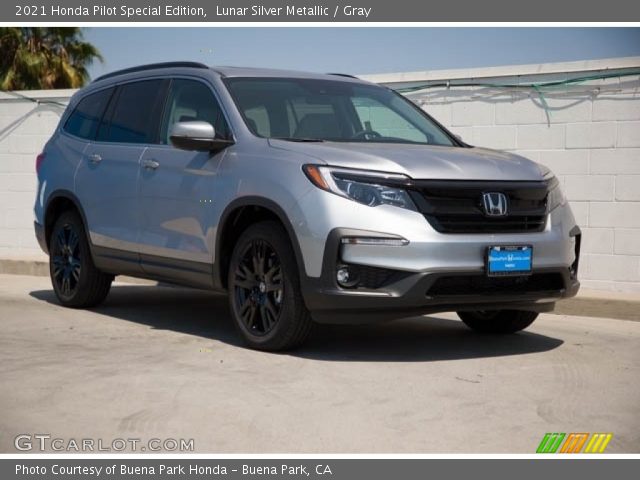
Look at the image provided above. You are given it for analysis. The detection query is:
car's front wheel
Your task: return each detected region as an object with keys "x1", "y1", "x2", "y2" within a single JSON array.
[
  {"x1": 457, "y1": 310, "x2": 539, "y2": 333},
  {"x1": 49, "y1": 211, "x2": 113, "y2": 308},
  {"x1": 228, "y1": 221, "x2": 313, "y2": 351}
]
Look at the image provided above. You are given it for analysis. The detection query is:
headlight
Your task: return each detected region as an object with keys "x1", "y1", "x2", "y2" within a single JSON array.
[
  {"x1": 547, "y1": 176, "x2": 567, "y2": 212},
  {"x1": 303, "y1": 165, "x2": 417, "y2": 212}
]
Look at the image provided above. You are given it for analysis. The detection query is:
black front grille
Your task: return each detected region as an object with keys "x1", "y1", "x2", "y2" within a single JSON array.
[
  {"x1": 432, "y1": 214, "x2": 547, "y2": 233},
  {"x1": 427, "y1": 273, "x2": 565, "y2": 297},
  {"x1": 409, "y1": 180, "x2": 549, "y2": 234}
]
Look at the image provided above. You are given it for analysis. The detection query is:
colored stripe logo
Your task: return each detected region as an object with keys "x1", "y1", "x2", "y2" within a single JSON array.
[
  {"x1": 537, "y1": 433, "x2": 613, "y2": 453},
  {"x1": 584, "y1": 433, "x2": 613, "y2": 453},
  {"x1": 537, "y1": 433, "x2": 565, "y2": 453}
]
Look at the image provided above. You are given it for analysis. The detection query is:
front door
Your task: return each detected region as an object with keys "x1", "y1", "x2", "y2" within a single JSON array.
[{"x1": 137, "y1": 78, "x2": 232, "y2": 287}]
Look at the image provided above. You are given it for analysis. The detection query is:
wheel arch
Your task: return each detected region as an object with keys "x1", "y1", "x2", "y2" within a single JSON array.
[
  {"x1": 44, "y1": 190, "x2": 92, "y2": 254},
  {"x1": 214, "y1": 196, "x2": 306, "y2": 290}
]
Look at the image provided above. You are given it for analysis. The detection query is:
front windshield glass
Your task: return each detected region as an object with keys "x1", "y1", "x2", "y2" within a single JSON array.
[{"x1": 224, "y1": 77, "x2": 456, "y2": 146}]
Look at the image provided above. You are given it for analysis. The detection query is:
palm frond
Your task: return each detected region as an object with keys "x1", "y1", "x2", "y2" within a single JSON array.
[{"x1": 0, "y1": 27, "x2": 101, "y2": 90}]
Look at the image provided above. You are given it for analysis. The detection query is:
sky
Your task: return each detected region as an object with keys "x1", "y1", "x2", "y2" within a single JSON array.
[{"x1": 84, "y1": 27, "x2": 640, "y2": 80}]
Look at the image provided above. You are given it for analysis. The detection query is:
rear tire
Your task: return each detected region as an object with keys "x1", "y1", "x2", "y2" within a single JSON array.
[
  {"x1": 49, "y1": 211, "x2": 112, "y2": 308},
  {"x1": 228, "y1": 221, "x2": 313, "y2": 351},
  {"x1": 457, "y1": 310, "x2": 538, "y2": 334}
]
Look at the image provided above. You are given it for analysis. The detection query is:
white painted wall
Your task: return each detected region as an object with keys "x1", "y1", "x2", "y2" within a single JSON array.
[
  {"x1": 1, "y1": 57, "x2": 639, "y2": 292},
  {"x1": 0, "y1": 89, "x2": 72, "y2": 259}
]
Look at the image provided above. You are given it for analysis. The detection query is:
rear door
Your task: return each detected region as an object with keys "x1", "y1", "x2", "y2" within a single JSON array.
[
  {"x1": 74, "y1": 79, "x2": 168, "y2": 274},
  {"x1": 137, "y1": 78, "x2": 232, "y2": 287}
]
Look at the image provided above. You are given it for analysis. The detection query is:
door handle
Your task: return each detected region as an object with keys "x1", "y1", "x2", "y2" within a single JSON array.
[
  {"x1": 142, "y1": 159, "x2": 160, "y2": 170},
  {"x1": 88, "y1": 153, "x2": 102, "y2": 164}
]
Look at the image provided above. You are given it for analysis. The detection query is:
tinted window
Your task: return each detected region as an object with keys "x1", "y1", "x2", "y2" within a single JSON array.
[
  {"x1": 160, "y1": 79, "x2": 230, "y2": 144},
  {"x1": 100, "y1": 80, "x2": 166, "y2": 144},
  {"x1": 353, "y1": 96, "x2": 427, "y2": 143},
  {"x1": 244, "y1": 105, "x2": 270, "y2": 137},
  {"x1": 225, "y1": 78, "x2": 455, "y2": 146},
  {"x1": 64, "y1": 88, "x2": 113, "y2": 139}
]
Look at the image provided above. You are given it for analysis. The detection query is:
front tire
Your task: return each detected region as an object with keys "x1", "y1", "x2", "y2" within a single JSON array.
[
  {"x1": 49, "y1": 211, "x2": 112, "y2": 308},
  {"x1": 457, "y1": 310, "x2": 539, "y2": 334},
  {"x1": 228, "y1": 221, "x2": 313, "y2": 351}
]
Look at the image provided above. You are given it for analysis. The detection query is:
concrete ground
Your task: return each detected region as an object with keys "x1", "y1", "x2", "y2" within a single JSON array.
[{"x1": 0, "y1": 274, "x2": 638, "y2": 453}]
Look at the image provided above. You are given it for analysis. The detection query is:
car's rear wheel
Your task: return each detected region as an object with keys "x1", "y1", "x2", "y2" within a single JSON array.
[
  {"x1": 49, "y1": 211, "x2": 112, "y2": 308},
  {"x1": 228, "y1": 221, "x2": 313, "y2": 351},
  {"x1": 457, "y1": 310, "x2": 539, "y2": 333}
]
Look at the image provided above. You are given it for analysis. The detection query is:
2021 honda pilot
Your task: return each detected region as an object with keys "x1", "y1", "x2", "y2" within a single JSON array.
[{"x1": 34, "y1": 62, "x2": 581, "y2": 350}]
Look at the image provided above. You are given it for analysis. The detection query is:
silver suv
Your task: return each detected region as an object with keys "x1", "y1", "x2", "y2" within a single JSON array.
[{"x1": 34, "y1": 62, "x2": 581, "y2": 350}]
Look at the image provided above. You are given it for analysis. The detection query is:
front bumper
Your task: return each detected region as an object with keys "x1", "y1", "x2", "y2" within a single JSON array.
[
  {"x1": 298, "y1": 202, "x2": 581, "y2": 324},
  {"x1": 304, "y1": 269, "x2": 579, "y2": 324}
]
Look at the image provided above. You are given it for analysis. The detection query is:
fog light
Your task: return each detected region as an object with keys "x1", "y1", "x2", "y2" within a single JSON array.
[
  {"x1": 337, "y1": 268, "x2": 350, "y2": 284},
  {"x1": 336, "y1": 266, "x2": 359, "y2": 288}
]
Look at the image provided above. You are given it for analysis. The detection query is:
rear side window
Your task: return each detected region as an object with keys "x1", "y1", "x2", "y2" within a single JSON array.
[
  {"x1": 64, "y1": 88, "x2": 114, "y2": 139},
  {"x1": 99, "y1": 80, "x2": 166, "y2": 144}
]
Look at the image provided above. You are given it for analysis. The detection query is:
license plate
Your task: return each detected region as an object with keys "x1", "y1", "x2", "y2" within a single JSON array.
[{"x1": 487, "y1": 245, "x2": 532, "y2": 276}]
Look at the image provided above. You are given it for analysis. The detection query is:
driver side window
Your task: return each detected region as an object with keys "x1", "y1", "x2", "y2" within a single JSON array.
[
  {"x1": 160, "y1": 79, "x2": 230, "y2": 144},
  {"x1": 352, "y1": 96, "x2": 427, "y2": 143}
]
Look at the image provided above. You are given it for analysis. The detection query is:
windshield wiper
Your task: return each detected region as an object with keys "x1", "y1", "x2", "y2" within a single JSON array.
[{"x1": 272, "y1": 137, "x2": 325, "y2": 143}]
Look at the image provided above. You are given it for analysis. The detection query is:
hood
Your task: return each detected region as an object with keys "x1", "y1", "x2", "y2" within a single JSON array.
[{"x1": 268, "y1": 140, "x2": 545, "y2": 181}]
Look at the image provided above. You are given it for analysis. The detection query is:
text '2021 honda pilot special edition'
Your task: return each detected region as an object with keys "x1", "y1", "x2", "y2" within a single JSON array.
[{"x1": 34, "y1": 62, "x2": 581, "y2": 350}]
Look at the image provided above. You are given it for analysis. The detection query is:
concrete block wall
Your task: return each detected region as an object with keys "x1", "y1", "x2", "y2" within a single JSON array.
[
  {"x1": 0, "y1": 90, "x2": 72, "y2": 259},
  {"x1": 364, "y1": 57, "x2": 640, "y2": 293}
]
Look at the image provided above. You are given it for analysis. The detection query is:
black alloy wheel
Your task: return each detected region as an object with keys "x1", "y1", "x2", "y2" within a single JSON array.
[
  {"x1": 233, "y1": 239, "x2": 284, "y2": 336},
  {"x1": 51, "y1": 223, "x2": 82, "y2": 300},
  {"x1": 228, "y1": 221, "x2": 313, "y2": 351},
  {"x1": 457, "y1": 309, "x2": 539, "y2": 333},
  {"x1": 49, "y1": 211, "x2": 112, "y2": 308}
]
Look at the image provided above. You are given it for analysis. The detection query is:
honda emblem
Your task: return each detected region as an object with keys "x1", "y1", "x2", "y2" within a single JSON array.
[{"x1": 482, "y1": 192, "x2": 508, "y2": 216}]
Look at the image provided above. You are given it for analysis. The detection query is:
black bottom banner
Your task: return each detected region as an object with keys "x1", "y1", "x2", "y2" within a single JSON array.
[{"x1": 3, "y1": 458, "x2": 636, "y2": 480}]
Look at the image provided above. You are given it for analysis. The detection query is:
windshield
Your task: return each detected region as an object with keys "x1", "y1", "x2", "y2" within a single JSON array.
[{"x1": 224, "y1": 77, "x2": 456, "y2": 146}]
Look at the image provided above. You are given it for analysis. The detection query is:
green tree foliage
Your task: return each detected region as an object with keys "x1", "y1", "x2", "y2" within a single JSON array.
[{"x1": 0, "y1": 27, "x2": 103, "y2": 90}]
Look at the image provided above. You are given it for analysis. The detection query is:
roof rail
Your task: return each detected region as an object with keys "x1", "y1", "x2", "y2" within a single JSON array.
[
  {"x1": 327, "y1": 73, "x2": 359, "y2": 79},
  {"x1": 94, "y1": 62, "x2": 209, "y2": 82}
]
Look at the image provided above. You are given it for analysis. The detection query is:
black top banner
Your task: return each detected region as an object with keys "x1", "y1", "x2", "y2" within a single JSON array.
[{"x1": 4, "y1": 0, "x2": 640, "y2": 22}]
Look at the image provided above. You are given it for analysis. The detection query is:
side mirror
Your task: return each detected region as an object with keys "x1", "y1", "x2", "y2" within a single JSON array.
[{"x1": 169, "y1": 121, "x2": 233, "y2": 152}]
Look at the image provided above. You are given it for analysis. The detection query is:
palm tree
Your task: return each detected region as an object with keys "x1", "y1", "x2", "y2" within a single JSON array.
[{"x1": 0, "y1": 27, "x2": 103, "y2": 90}]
